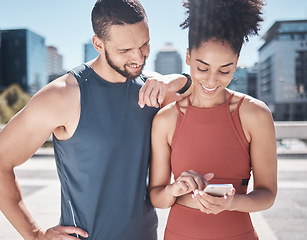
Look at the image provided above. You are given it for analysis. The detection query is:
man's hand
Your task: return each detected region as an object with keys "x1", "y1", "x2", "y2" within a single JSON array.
[
  {"x1": 138, "y1": 74, "x2": 190, "y2": 108},
  {"x1": 35, "y1": 225, "x2": 88, "y2": 239}
]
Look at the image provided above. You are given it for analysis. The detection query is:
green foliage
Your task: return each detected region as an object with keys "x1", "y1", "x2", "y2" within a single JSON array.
[{"x1": 0, "y1": 84, "x2": 31, "y2": 124}]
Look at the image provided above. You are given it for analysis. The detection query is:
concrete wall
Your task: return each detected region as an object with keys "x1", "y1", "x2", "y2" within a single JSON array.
[
  {"x1": 274, "y1": 121, "x2": 307, "y2": 140},
  {"x1": 1, "y1": 122, "x2": 307, "y2": 141}
]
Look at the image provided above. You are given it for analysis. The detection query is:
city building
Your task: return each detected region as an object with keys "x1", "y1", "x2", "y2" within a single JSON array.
[
  {"x1": 227, "y1": 64, "x2": 258, "y2": 98},
  {"x1": 0, "y1": 29, "x2": 47, "y2": 95},
  {"x1": 84, "y1": 40, "x2": 98, "y2": 62},
  {"x1": 247, "y1": 63, "x2": 258, "y2": 98},
  {"x1": 155, "y1": 43, "x2": 182, "y2": 75},
  {"x1": 258, "y1": 20, "x2": 307, "y2": 121},
  {"x1": 47, "y1": 46, "x2": 64, "y2": 82},
  {"x1": 228, "y1": 67, "x2": 248, "y2": 94}
]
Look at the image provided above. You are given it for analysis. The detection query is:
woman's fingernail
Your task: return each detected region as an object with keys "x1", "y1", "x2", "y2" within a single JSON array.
[{"x1": 199, "y1": 191, "x2": 204, "y2": 196}]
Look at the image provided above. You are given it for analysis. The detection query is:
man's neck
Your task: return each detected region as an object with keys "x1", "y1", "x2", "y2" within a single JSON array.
[{"x1": 89, "y1": 56, "x2": 128, "y2": 83}]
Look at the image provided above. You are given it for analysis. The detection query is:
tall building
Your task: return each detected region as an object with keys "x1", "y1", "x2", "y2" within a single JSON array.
[
  {"x1": 228, "y1": 67, "x2": 248, "y2": 94},
  {"x1": 155, "y1": 43, "x2": 182, "y2": 75},
  {"x1": 258, "y1": 20, "x2": 307, "y2": 120},
  {"x1": 247, "y1": 63, "x2": 258, "y2": 98},
  {"x1": 227, "y1": 64, "x2": 258, "y2": 98},
  {"x1": 0, "y1": 29, "x2": 47, "y2": 94},
  {"x1": 84, "y1": 40, "x2": 98, "y2": 62},
  {"x1": 47, "y1": 46, "x2": 64, "y2": 82}
]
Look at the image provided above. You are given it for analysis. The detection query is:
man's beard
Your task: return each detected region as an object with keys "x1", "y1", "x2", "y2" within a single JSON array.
[{"x1": 105, "y1": 49, "x2": 146, "y2": 79}]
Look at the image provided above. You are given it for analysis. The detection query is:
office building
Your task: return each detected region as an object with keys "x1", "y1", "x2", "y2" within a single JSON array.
[
  {"x1": 227, "y1": 65, "x2": 258, "y2": 98},
  {"x1": 47, "y1": 46, "x2": 64, "y2": 81},
  {"x1": 155, "y1": 43, "x2": 182, "y2": 75},
  {"x1": 84, "y1": 40, "x2": 98, "y2": 62},
  {"x1": 228, "y1": 67, "x2": 248, "y2": 94},
  {"x1": 0, "y1": 29, "x2": 47, "y2": 94},
  {"x1": 247, "y1": 63, "x2": 258, "y2": 98},
  {"x1": 258, "y1": 20, "x2": 307, "y2": 120}
]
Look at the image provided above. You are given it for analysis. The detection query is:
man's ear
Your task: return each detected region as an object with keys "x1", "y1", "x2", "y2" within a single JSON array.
[
  {"x1": 186, "y1": 48, "x2": 191, "y2": 66},
  {"x1": 92, "y1": 35, "x2": 105, "y2": 53}
]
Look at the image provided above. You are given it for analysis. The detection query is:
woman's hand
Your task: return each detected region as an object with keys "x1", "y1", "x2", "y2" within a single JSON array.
[
  {"x1": 166, "y1": 170, "x2": 214, "y2": 198},
  {"x1": 193, "y1": 187, "x2": 236, "y2": 214}
]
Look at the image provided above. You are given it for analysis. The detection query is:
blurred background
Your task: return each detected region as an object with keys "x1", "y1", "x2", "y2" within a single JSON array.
[
  {"x1": 0, "y1": 1, "x2": 307, "y2": 240},
  {"x1": 0, "y1": 0, "x2": 307, "y2": 121}
]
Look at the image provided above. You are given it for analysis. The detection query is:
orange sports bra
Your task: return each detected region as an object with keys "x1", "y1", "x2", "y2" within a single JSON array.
[{"x1": 171, "y1": 93, "x2": 251, "y2": 193}]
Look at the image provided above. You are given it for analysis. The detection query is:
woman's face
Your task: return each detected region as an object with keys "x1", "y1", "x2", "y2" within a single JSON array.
[{"x1": 186, "y1": 40, "x2": 239, "y2": 105}]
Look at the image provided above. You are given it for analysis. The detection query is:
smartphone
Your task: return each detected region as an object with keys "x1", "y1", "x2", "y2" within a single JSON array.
[{"x1": 203, "y1": 184, "x2": 233, "y2": 197}]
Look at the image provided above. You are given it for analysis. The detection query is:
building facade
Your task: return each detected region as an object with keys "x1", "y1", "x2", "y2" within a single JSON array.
[
  {"x1": 227, "y1": 64, "x2": 258, "y2": 98},
  {"x1": 155, "y1": 43, "x2": 182, "y2": 75},
  {"x1": 247, "y1": 63, "x2": 258, "y2": 98},
  {"x1": 0, "y1": 29, "x2": 47, "y2": 95},
  {"x1": 228, "y1": 67, "x2": 248, "y2": 94},
  {"x1": 47, "y1": 46, "x2": 64, "y2": 82},
  {"x1": 258, "y1": 20, "x2": 307, "y2": 121},
  {"x1": 84, "y1": 40, "x2": 98, "y2": 62}
]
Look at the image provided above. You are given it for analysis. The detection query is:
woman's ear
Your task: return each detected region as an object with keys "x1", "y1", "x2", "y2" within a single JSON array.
[
  {"x1": 92, "y1": 35, "x2": 105, "y2": 53},
  {"x1": 186, "y1": 48, "x2": 191, "y2": 66}
]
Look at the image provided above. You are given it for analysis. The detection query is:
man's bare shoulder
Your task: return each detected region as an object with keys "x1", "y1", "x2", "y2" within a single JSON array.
[
  {"x1": 23, "y1": 73, "x2": 80, "y2": 127},
  {"x1": 31, "y1": 73, "x2": 80, "y2": 106}
]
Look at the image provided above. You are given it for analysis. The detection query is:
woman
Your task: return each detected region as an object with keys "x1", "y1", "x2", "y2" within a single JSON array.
[{"x1": 148, "y1": 0, "x2": 277, "y2": 239}]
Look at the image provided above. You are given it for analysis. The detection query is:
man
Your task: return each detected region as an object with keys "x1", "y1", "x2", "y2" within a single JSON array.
[{"x1": 0, "y1": 0, "x2": 192, "y2": 239}]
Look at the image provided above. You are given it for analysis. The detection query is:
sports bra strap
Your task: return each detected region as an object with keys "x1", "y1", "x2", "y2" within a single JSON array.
[
  {"x1": 175, "y1": 101, "x2": 181, "y2": 113},
  {"x1": 226, "y1": 93, "x2": 235, "y2": 104},
  {"x1": 235, "y1": 95, "x2": 246, "y2": 112}
]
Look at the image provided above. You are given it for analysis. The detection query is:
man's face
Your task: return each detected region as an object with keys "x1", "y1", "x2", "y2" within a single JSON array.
[{"x1": 103, "y1": 20, "x2": 150, "y2": 79}]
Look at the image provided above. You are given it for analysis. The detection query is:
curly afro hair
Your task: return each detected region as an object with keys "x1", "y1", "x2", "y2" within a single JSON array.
[{"x1": 181, "y1": 0, "x2": 264, "y2": 54}]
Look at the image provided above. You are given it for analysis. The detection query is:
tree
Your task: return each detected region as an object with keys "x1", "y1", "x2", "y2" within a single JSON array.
[{"x1": 0, "y1": 84, "x2": 31, "y2": 124}]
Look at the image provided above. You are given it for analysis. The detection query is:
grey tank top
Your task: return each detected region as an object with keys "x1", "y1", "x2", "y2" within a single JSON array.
[{"x1": 53, "y1": 64, "x2": 158, "y2": 240}]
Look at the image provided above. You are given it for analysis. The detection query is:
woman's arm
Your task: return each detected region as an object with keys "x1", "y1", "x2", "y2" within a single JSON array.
[
  {"x1": 193, "y1": 98, "x2": 277, "y2": 214},
  {"x1": 148, "y1": 105, "x2": 178, "y2": 208},
  {"x1": 148, "y1": 103, "x2": 211, "y2": 209},
  {"x1": 229, "y1": 98, "x2": 277, "y2": 212}
]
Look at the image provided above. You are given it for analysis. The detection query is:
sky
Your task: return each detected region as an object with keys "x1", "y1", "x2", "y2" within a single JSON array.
[{"x1": 1, "y1": 0, "x2": 307, "y2": 73}]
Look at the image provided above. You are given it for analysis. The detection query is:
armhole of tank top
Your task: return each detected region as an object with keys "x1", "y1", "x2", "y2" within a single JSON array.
[
  {"x1": 54, "y1": 68, "x2": 84, "y2": 142},
  {"x1": 230, "y1": 95, "x2": 250, "y2": 155},
  {"x1": 231, "y1": 95, "x2": 245, "y2": 119},
  {"x1": 171, "y1": 101, "x2": 187, "y2": 149}
]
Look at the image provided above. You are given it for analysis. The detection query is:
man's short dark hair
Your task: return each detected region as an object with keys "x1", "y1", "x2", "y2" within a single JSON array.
[{"x1": 91, "y1": 0, "x2": 147, "y2": 41}]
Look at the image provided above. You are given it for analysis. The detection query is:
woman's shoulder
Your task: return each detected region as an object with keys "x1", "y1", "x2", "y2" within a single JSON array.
[
  {"x1": 155, "y1": 101, "x2": 179, "y2": 121},
  {"x1": 231, "y1": 90, "x2": 273, "y2": 127},
  {"x1": 229, "y1": 90, "x2": 270, "y2": 113}
]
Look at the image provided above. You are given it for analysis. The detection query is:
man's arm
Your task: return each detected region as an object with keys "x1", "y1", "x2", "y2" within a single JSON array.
[
  {"x1": 0, "y1": 74, "x2": 88, "y2": 239},
  {"x1": 138, "y1": 72, "x2": 193, "y2": 108}
]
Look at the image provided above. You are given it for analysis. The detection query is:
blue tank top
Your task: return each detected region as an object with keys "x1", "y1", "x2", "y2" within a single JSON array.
[{"x1": 53, "y1": 64, "x2": 158, "y2": 240}]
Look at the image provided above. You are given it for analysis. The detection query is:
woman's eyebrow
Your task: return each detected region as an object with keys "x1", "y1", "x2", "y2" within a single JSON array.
[{"x1": 196, "y1": 59, "x2": 234, "y2": 68}]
